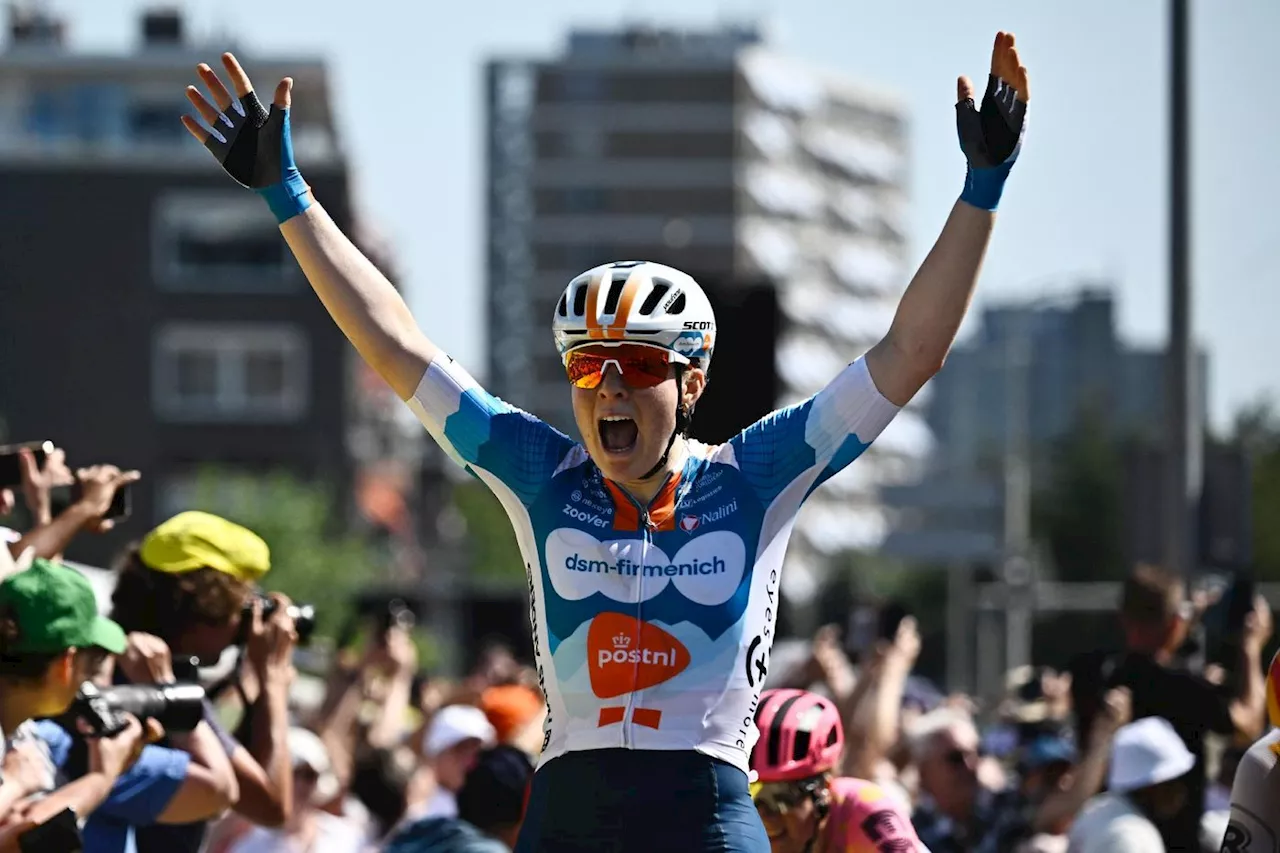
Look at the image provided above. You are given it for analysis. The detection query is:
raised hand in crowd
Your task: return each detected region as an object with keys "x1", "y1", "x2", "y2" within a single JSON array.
[
  {"x1": 16, "y1": 445, "x2": 73, "y2": 527},
  {"x1": 7, "y1": 462, "x2": 139, "y2": 565}
]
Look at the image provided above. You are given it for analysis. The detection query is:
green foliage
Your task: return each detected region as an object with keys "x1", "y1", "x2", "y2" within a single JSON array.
[
  {"x1": 1031, "y1": 410, "x2": 1126, "y2": 582},
  {"x1": 179, "y1": 467, "x2": 382, "y2": 642},
  {"x1": 1233, "y1": 400, "x2": 1280, "y2": 580},
  {"x1": 450, "y1": 479, "x2": 524, "y2": 585}
]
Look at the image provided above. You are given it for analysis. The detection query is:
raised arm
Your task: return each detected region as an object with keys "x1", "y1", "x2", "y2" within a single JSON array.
[
  {"x1": 865, "y1": 32, "x2": 1029, "y2": 405},
  {"x1": 180, "y1": 54, "x2": 437, "y2": 400}
]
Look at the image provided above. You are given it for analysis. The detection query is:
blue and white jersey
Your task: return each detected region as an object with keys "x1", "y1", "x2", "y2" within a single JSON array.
[{"x1": 407, "y1": 355, "x2": 899, "y2": 773}]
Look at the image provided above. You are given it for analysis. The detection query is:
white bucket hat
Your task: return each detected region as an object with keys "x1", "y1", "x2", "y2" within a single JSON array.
[
  {"x1": 288, "y1": 727, "x2": 340, "y2": 804},
  {"x1": 1107, "y1": 717, "x2": 1196, "y2": 794}
]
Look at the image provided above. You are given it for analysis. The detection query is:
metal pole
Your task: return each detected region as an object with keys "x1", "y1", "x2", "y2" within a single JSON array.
[
  {"x1": 1165, "y1": 0, "x2": 1202, "y2": 575},
  {"x1": 1003, "y1": 316, "x2": 1034, "y2": 673}
]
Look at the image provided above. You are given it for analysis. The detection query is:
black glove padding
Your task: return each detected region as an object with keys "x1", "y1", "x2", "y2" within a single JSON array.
[
  {"x1": 957, "y1": 73, "x2": 1026, "y2": 168},
  {"x1": 203, "y1": 90, "x2": 293, "y2": 191}
]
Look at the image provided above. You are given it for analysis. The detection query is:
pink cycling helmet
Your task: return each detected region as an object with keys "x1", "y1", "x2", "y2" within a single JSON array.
[{"x1": 751, "y1": 689, "x2": 845, "y2": 783}]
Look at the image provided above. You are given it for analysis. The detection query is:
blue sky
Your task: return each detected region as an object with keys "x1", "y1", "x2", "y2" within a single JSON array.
[{"x1": 70, "y1": 0, "x2": 1280, "y2": 432}]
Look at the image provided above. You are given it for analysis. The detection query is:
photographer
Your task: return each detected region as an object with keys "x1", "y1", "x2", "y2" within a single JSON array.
[
  {"x1": 0, "y1": 560, "x2": 150, "y2": 836},
  {"x1": 107, "y1": 511, "x2": 298, "y2": 852},
  {"x1": 33, "y1": 629, "x2": 239, "y2": 852}
]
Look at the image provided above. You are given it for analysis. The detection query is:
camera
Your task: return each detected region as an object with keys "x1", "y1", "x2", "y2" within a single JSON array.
[
  {"x1": 69, "y1": 681, "x2": 206, "y2": 738},
  {"x1": 241, "y1": 592, "x2": 316, "y2": 646}
]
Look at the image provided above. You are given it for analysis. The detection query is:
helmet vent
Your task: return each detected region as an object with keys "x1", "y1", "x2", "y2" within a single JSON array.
[
  {"x1": 792, "y1": 730, "x2": 812, "y2": 762},
  {"x1": 668, "y1": 291, "x2": 687, "y2": 315},
  {"x1": 556, "y1": 293, "x2": 568, "y2": 317},
  {"x1": 603, "y1": 274, "x2": 627, "y2": 315},
  {"x1": 572, "y1": 283, "x2": 588, "y2": 317},
  {"x1": 638, "y1": 280, "x2": 671, "y2": 316}
]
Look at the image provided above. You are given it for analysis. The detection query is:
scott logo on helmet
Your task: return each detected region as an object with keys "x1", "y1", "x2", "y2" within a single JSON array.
[{"x1": 682, "y1": 321, "x2": 713, "y2": 330}]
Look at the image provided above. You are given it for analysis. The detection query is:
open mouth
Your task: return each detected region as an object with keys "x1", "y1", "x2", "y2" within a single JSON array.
[{"x1": 598, "y1": 416, "x2": 638, "y2": 454}]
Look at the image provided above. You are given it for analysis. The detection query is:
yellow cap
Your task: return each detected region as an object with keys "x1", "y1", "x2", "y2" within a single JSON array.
[{"x1": 139, "y1": 511, "x2": 270, "y2": 582}]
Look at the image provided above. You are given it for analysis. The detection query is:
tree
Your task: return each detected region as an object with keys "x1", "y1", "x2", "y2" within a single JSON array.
[
  {"x1": 450, "y1": 479, "x2": 525, "y2": 586},
  {"x1": 180, "y1": 467, "x2": 383, "y2": 642},
  {"x1": 1233, "y1": 400, "x2": 1280, "y2": 580},
  {"x1": 1031, "y1": 410, "x2": 1126, "y2": 583}
]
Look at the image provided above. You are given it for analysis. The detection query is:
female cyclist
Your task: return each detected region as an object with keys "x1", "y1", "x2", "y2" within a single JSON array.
[
  {"x1": 180, "y1": 30, "x2": 1027, "y2": 853},
  {"x1": 750, "y1": 689, "x2": 928, "y2": 853}
]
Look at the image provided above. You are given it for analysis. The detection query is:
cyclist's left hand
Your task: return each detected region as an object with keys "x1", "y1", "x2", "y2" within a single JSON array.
[{"x1": 956, "y1": 31, "x2": 1028, "y2": 172}]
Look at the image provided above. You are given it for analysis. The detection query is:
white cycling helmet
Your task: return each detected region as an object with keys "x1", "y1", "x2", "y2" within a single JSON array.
[{"x1": 552, "y1": 261, "x2": 717, "y2": 366}]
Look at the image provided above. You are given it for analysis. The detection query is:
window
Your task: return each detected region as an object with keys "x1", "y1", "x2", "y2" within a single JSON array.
[
  {"x1": 130, "y1": 102, "x2": 187, "y2": 143},
  {"x1": 153, "y1": 324, "x2": 309, "y2": 422},
  {"x1": 153, "y1": 193, "x2": 298, "y2": 292}
]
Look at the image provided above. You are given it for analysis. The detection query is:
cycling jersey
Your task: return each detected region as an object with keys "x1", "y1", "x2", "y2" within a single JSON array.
[
  {"x1": 407, "y1": 354, "x2": 898, "y2": 773},
  {"x1": 1221, "y1": 728, "x2": 1280, "y2": 853},
  {"x1": 824, "y1": 778, "x2": 928, "y2": 852}
]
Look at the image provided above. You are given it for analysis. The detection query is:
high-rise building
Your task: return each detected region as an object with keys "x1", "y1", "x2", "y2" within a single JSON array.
[
  {"x1": 485, "y1": 25, "x2": 932, "y2": 596},
  {"x1": 0, "y1": 7, "x2": 410, "y2": 565}
]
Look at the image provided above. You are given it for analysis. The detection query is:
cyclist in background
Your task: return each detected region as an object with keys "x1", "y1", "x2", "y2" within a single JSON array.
[
  {"x1": 1218, "y1": 649, "x2": 1280, "y2": 852},
  {"x1": 751, "y1": 689, "x2": 928, "y2": 852},
  {"x1": 180, "y1": 30, "x2": 1027, "y2": 853}
]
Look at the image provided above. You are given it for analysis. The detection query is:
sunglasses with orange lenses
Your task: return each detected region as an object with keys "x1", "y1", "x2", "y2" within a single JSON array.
[{"x1": 564, "y1": 344, "x2": 688, "y2": 390}]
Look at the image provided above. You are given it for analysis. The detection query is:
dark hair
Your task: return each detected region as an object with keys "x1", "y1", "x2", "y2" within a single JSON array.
[
  {"x1": 110, "y1": 545, "x2": 251, "y2": 640},
  {"x1": 350, "y1": 747, "x2": 411, "y2": 838},
  {"x1": 1121, "y1": 564, "x2": 1184, "y2": 627},
  {"x1": 456, "y1": 745, "x2": 534, "y2": 833},
  {"x1": 0, "y1": 609, "x2": 105, "y2": 683}
]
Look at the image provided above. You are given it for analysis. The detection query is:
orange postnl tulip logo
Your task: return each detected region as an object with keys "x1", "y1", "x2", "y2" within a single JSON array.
[{"x1": 588, "y1": 612, "x2": 690, "y2": 699}]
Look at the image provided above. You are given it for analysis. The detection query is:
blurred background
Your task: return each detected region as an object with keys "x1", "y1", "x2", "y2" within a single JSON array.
[{"x1": 1, "y1": 0, "x2": 1278, "y2": 705}]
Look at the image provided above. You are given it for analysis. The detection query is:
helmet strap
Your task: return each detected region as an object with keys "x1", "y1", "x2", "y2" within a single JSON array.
[
  {"x1": 801, "y1": 787, "x2": 830, "y2": 853},
  {"x1": 639, "y1": 365, "x2": 689, "y2": 482}
]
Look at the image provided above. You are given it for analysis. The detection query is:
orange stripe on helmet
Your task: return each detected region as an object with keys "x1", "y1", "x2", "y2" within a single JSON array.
[{"x1": 604, "y1": 271, "x2": 644, "y2": 340}]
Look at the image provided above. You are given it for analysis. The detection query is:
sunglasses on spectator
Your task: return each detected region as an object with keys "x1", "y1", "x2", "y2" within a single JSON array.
[{"x1": 563, "y1": 343, "x2": 689, "y2": 390}]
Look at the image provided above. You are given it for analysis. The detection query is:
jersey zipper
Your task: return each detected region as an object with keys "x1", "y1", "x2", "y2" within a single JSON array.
[{"x1": 618, "y1": 475, "x2": 669, "y2": 749}]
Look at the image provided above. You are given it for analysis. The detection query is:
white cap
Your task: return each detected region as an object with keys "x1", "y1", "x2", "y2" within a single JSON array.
[
  {"x1": 288, "y1": 727, "x2": 340, "y2": 803},
  {"x1": 423, "y1": 704, "x2": 497, "y2": 758},
  {"x1": 1107, "y1": 717, "x2": 1196, "y2": 794}
]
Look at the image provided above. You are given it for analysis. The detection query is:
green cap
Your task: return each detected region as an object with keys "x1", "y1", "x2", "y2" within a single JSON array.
[{"x1": 0, "y1": 559, "x2": 126, "y2": 655}]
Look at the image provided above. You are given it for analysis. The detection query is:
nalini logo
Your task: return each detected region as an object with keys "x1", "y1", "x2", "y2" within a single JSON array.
[
  {"x1": 680, "y1": 500, "x2": 738, "y2": 533},
  {"x1": 587, "y1": 612, "x2": 690, "y2": 698}
]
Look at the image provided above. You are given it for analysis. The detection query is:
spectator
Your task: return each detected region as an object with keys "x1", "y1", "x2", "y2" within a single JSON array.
[
  {"x1": 34, "y1": 643, "x2": 238, "y2": 853},
  {"x1": 407, "y1": 706, "x2": 497, "y2": 821},
  {"x1": 224, "y1": 728, "x2": 364, "y2": 853},
  {"x1": 478, "y1": 685, "x2": 544, "y2": 754},
  {"x1": 1070, "y1": 564, "x2": 1272, "y2": 851},
  {"x1": 107, "y1": 511, "x2": 299, "y2": 852},
  {"x1": 385, "y1": 744, "x2": 534, "y2": 853},
  {"x1": 1068, "y1": 717, "x2": 1196, "y2": 853},
  {"x1": 0, "y1": 559, "x2": 151, "y2": 829},
  {"x1": 909, "y1": 707, "x2": 1031, "y2": 852}
]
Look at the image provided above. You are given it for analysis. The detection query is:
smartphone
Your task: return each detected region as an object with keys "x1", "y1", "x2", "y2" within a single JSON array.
[
  {"x1": 0, "y1": 441, "x2": 54, "y2": 488},
  {"x1": 17, "y1": 807, "x2": 81, "y2": 853},
  {"x1": 1224, "y1": 572, "x2": 1256, "y2": 639},
  {"x1": 51, "y1": 481, "x2": 133, "y2": 523},
  {"x1": 877, "y1": 601, "x2": 910, "y2": 642}
]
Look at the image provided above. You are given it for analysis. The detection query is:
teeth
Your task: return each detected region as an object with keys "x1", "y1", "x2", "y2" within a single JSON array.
[{"x1": 601, "y1": 416, "x2": 632, "y2": 422}]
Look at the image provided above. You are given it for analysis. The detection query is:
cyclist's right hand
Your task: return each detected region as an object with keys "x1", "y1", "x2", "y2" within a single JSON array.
[{"x1": 180, "y1": 53, "x2": 311, "y2": 224}]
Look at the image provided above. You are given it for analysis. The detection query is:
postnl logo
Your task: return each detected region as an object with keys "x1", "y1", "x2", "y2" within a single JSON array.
[{"x1": 587, "y1": 612, "x2": 690, "y2": 699}]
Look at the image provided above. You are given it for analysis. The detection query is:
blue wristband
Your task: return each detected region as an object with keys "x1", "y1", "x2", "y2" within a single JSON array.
[
  {"x1": 960, "y1": 162, "x2": 1013, "y2": 212},
  {"x1": 254, "y1": 111, "x2": 312, "y2": 224}
]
